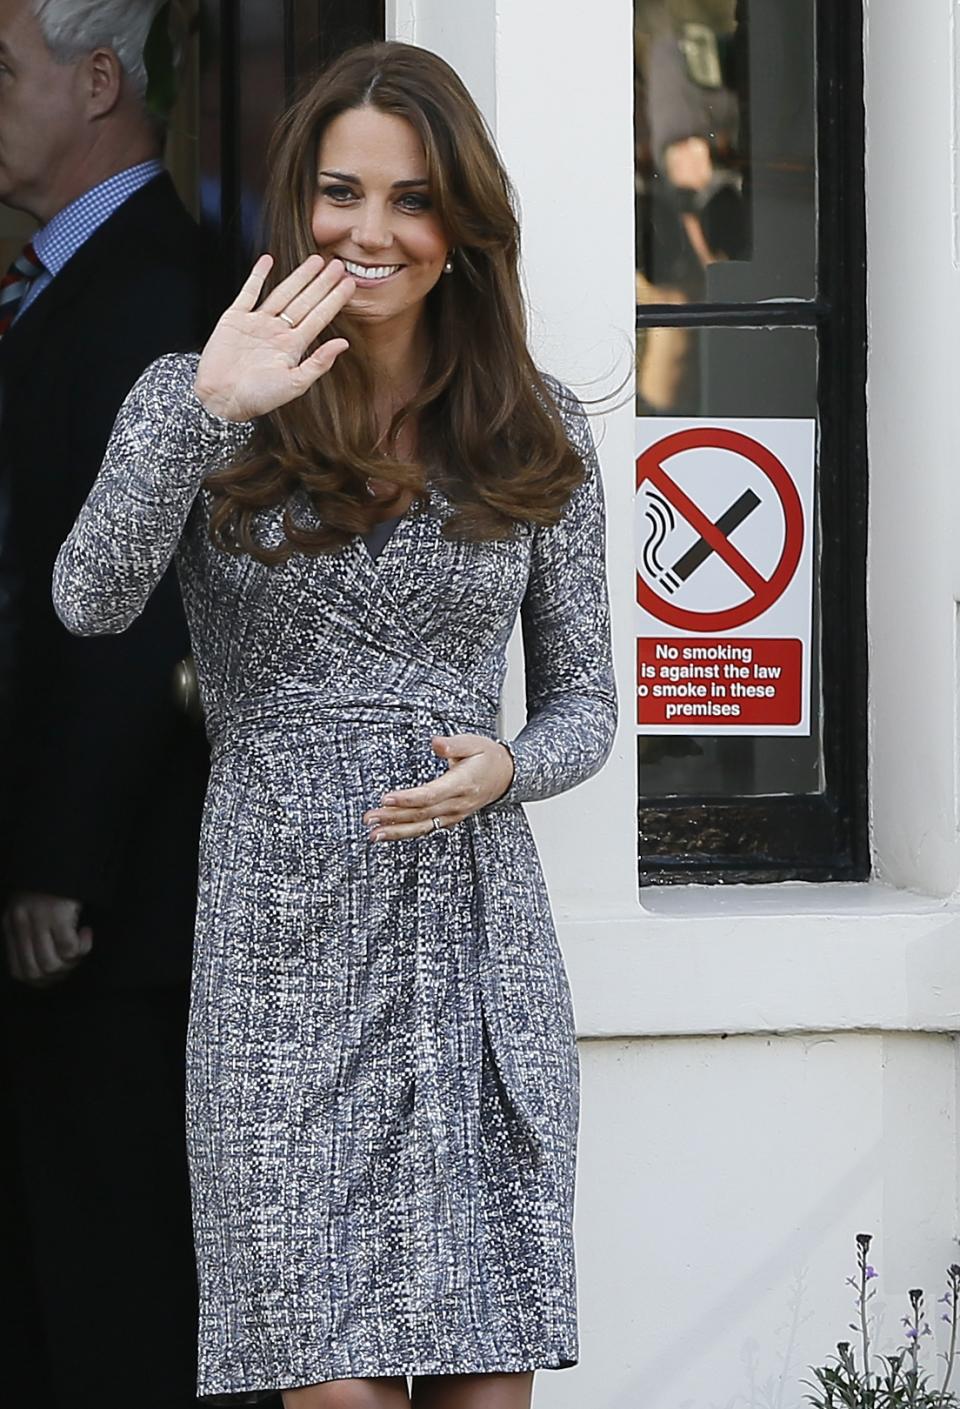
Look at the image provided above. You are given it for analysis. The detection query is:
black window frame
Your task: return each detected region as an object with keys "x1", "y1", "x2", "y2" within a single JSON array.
[{"x1": 636, "y1": 0, "x2": 869, "y2": 885}]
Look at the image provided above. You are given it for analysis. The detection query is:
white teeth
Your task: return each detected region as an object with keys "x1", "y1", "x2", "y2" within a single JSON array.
[{"x1": 343, "y1": 259, "x2": 401, "y2": 280}]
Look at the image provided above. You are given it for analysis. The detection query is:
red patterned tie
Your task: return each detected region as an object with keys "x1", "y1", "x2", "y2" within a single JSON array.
[{"x1": 0, "y1": 241, "x2": 43, "y2": 337}]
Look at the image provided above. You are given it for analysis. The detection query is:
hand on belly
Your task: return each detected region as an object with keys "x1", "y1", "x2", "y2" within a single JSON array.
[{"x1": 362, "y1": 733, "x2": 514, "y2": 840}]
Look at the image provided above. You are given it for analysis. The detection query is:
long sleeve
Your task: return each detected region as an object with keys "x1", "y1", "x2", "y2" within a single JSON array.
[
  {"x1": 491, "y1": 385, "x2": 618, "y2": 808},
  {"x1": 52, "y1": 352, "x2": 252, "y2": 637}
]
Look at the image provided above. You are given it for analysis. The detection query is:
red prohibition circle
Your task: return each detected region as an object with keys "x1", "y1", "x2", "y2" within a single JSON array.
[{"x1": 635, "y1": 427, "x2": 805, "y2": 632}]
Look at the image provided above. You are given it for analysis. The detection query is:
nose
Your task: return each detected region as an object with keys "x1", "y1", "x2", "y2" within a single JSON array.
[{"x1": 351, "y1": 203, "x2": 394, "y2": 253}]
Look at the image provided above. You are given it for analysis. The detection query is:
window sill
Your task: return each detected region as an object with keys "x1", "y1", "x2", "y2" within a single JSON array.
[{"x1": 560, "y1": 881, "x2": 960, "y2": 1039}]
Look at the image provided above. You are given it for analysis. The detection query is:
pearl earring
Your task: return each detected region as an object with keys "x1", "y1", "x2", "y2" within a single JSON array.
[{"x1": 443, "y1": 253, "x2": 454, "y2": 274}]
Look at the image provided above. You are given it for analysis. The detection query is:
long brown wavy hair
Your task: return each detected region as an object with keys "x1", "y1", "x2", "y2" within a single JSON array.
[{"x1": 204, "y1": 41, "x2": 586, "y2": 564}]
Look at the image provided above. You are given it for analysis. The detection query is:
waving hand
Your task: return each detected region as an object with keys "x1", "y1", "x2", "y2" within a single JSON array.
[{"x1": 194, "y1": 253, "x2": 356, "y2": 422}]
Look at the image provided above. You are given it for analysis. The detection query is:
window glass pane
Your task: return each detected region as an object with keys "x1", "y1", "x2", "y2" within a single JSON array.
[
  {"x1": 637, "y1": 320, "x2": 816, "y2": 419},
  {"x1": 165, "y1": 15, "x2": 201, "y2": 219},
  {"x1": 635, "y1": 326, "x2": 822, "y2": 798},
  {"x1": 634, "y1": 0, "x2": 816, "y2": 305}
]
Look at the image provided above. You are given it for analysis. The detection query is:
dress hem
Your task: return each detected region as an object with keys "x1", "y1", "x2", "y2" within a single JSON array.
[{"x1": 199, "y1": 1351, "x2": 578, "y2": 1403}]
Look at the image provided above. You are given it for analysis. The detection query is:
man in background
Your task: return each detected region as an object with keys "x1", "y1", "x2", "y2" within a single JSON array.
[{"x1": 0, "y1": 3, "x2": 209, "y2": 1404}]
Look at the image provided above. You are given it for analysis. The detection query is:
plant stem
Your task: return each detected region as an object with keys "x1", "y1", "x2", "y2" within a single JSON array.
[
  {"x1": 941, "y1": 1318, "x2": 958, "y2": 1404},
  {"x1": 938, "y1": 1274, "x2": 959, "y2": 1403},
  {"x1": 909, "y1": 1296, "x2": 921, "y2": 1409},
  {"x1": 860, "y1": 1244, "x2": 871, "y2": 1390}
]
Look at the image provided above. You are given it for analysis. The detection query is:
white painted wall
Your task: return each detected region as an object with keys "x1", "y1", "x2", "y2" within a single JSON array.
[
  {"x1": 865, "y1": 0, "x2": 960, "y2": 898},
  {"x1": 388, "y1": 0, "x2": 960, "y2": 1404},
  {"x1": 568, "y1": 1033, "x2": 958, "y2": 1409}
]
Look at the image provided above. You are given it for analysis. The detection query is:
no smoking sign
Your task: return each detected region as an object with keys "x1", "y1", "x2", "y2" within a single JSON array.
[{"x1": 634, "y1": 418, "x2": 816, "y2": 737}]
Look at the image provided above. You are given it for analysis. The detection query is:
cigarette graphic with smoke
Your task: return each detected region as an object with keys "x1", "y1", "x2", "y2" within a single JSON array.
[{"x1": 642, "y1": 487, "x2": 761, "y2": 595}]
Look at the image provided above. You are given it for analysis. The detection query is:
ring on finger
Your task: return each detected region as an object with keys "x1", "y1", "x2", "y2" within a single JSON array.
[
  {"x1": 430, "y1": 816, "x2": 444, "y2": 833},
  {"x1": 278, "y1": 311, "x2": 296, "y2": 328}
]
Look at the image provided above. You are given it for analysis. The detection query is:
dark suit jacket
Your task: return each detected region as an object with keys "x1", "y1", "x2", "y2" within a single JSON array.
[{"x1": 0, "y1": 171, "x2": 211, "y2": 988}]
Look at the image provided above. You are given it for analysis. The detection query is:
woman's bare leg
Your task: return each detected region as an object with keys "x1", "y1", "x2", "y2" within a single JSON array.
[
  {"x1": 282, "y1": 1375, "x2": 411, "y2": 1409},
  {"x1": 410, "y1": 1371, "x2": 534, "y2": 1409}
]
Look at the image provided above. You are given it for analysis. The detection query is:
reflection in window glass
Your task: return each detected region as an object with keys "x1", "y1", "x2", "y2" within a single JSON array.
[
  {"x1": 636, "y1": 326, "x2": 822, "y2": 798},
  {"x1": 637, "y1": 319, "x2": 816, "y2": 420},
  {"x1": 635, "y1": 0, "x2": 816, "y2": 306}
]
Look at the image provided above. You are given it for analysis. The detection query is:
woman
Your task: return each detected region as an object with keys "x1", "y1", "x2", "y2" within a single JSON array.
[{"x1": 52, "y1": 41, "x2": 616, "y2": 1409}]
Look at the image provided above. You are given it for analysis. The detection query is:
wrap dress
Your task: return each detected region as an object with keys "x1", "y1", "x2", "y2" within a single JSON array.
[{"x1": 52, "y1": 351, "x2": 617, "y2": 1402}]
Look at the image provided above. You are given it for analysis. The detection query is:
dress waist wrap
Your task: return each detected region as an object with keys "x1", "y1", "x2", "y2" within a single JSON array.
[{"x1": 206, "y1": 688, "x2": 498, "y2": 754}]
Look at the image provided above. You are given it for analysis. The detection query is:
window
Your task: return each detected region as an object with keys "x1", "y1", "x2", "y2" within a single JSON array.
[
  {"x1": 198, "y1": 0, "x2": 386, "y2": 283},
  {"x1": 634, "y1": 0, "x2": 867, "y2": 883}
]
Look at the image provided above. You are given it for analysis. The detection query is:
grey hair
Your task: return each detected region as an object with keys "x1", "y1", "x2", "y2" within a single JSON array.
[{"x1": 30, "y1": 0, "x2": 168, "y2": 96}]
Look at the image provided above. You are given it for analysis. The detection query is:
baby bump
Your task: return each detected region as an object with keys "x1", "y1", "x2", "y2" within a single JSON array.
[
  {"x1": 200, "y1": 720, "x2": 445, "y2": 878},
  {"x1": 191, "y1": 722, "x2": 450, "y2": 1034}
]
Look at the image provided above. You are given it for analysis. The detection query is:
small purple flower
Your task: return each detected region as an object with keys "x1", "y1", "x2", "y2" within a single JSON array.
[
  {"x1": 939, "y1": 1293, "x2": 952, "y2": 1304},
  {"x1": 866, "y1": 1266, "x2": 878, "y2": 1280},
  {"x1": 906, "y1": 1327, "x2": 919, "y2": 1340}
]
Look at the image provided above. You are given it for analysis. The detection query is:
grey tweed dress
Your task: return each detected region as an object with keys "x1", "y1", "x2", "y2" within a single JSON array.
[{"x1": 52, "y1": 352, "x2": 617, "y2": 1402}]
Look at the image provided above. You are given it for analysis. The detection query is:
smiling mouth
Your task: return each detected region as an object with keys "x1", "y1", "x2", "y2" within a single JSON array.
[{"x1": 340, "y1": 258, "x2": 404, "y2": 281}]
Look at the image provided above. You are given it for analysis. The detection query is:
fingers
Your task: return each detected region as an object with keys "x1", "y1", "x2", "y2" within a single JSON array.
[
  {"x1": 367, "y1": 795, "x2": 464, "y2": 825},
  {"x1": 284, "y1": 270, "x2": 355, "y2": 394},
  {"x1": 365, "y1": 762, "x2": 509, "y2": 833},
  {"x1": 362, "y1": 735, "x2": 509, "y2": 842},
  {"x1": 363, "y1": 778, "x2": 464, "y2": 836},
  {"x1": 375, "y1": 736, "x2": 488, "y2": 813},
  {"x1": 369, "y1": 808, "x2": 460, "y2": 836},
  {"x1": 287, "y1": 273, "x2": 357, "y2": 358},
  {"x1": 272, "y1": 258, "x2": 353, "y2": 327},
  {"x1": 231, "y1": 252, "x2": 344, "y2": 320},
  {"x1": 259, "y1": 253, "x2": 328, "y2": 317},
  {"x1": 31, "y1": 926, "x2": 63, "y2": 979},
  {"x1": 372, "y1": 817, "x2": 454, "y2": 842},
  {"x1": 431, "y1": 734, "x2": 487, "y2": 759},
  {"x1": 2, "y1": 897, "x2": 90, "y2": 985},
  {"x1": 5, "y1": 900, "x2": 41, "y2": 981},
  {"x1": 364, "y1": 783, "x2": 473, "y2": 839},
  {"x1": 4, "y1": 910, "x2": 48, "y2": 982},
  {"x1": 377, "y1": 777, "x2": 455, "y2": 813},
  {"x1": 273, "y1": 261, "x2": 357, "y2": 392},
  {"x1": 230, "y1": 253, "x2": 274, "y2": 313},
  {"x1": 291, "y1": 337, "x2": 350, "y2": 392},
  {"x1": 49, "y1": 908, "x2": 83, "y2": 962}
]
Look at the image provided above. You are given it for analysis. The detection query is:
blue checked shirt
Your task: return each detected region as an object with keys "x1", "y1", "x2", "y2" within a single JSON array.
[{"x1": 17, "y1": 159, "x2": 164, "y2": 321}]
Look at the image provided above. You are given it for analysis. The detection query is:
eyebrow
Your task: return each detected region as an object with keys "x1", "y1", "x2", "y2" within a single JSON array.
[{"x1": 318, "y1": 170, "x2": 429, "y2": 190}]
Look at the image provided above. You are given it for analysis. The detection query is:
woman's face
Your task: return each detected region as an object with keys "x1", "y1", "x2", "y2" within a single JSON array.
[{"x1": 311, "y1": 105, "x2": 450, "y2": 333}]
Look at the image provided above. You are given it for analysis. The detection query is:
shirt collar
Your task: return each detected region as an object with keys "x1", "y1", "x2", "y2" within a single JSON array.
[{"x1": 33, "y1": 159, "x2": 164, "y2": 277}]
